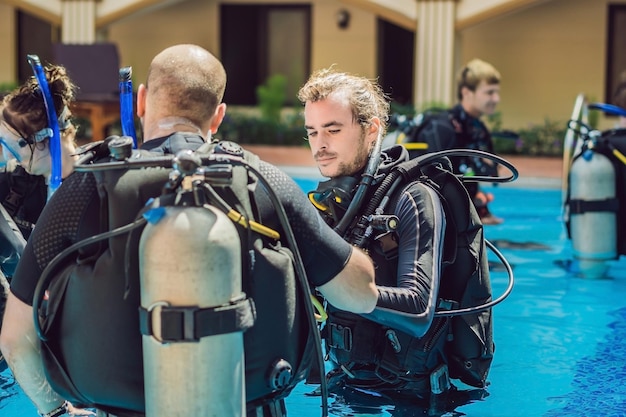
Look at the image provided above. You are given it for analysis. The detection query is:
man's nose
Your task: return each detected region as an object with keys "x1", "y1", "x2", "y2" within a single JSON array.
[{"x1": 316, "y1": 133, "x2": 330, "y2": 148}]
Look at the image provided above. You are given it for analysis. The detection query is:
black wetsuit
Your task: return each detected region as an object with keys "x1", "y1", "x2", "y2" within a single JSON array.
[
  {"x1": 422, "y1": 104, "x2": 497, "y2": 218},
  {"x1": 11, "y1": 137, "x2": 350, "y2": 302},
  {"x1": 315, "y1": 146, "x2": 448, "y2": 396},
  {"x1": 0, "y1": 165, "x2": 47, "y2": 275},
  {"x1": 0, "y1": 165, "x2": 47, "y2": 337}
]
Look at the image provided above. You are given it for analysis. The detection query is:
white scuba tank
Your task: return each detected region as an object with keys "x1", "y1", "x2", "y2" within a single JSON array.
[
  {"x1": 569, "y1": 150, "x2": 617, "y2": 278},
  {"x1": 139, "y1": 205, "x2": 245, "y2": 417}
]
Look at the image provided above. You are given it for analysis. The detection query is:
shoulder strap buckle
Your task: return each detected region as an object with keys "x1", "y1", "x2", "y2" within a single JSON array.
[
  {"x1": 437, "y1": 299, "x2": 459, "y2": 311},
  {"x1": 327, "y1": 322, "x2": 353, "y2": 351}
]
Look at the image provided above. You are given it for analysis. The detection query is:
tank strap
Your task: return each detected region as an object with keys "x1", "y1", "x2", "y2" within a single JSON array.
[
  {"x1": 138, "y1": 296, "x2": 256, "y2": 342},
  {"x1": 568, "y1": 197, "x2": 619, "y2": 214}
]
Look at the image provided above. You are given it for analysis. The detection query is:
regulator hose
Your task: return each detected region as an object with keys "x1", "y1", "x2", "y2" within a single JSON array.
[
  {"x1": 334, "y1": 130, "x2": 383, "y2": 237},
  {"x1": 347, "y1": 148, "x2": 518, "y2": 316}
]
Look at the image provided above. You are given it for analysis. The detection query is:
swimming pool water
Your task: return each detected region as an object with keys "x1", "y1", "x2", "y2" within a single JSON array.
[{"x1": 2, "y1": 185, "x2": 626, "y2": 417}]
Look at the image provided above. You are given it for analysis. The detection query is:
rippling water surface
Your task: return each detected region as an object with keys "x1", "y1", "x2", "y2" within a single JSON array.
[{"x1": 2, "y1": 184, "x2": 626, "y2": 416}]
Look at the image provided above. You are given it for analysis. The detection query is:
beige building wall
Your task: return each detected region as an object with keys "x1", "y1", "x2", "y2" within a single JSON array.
[
  {"x1": 458, "y1": 0, "x2": 626, "y2": 130},
  {"x1": 106, "y1": 0, "x2": 378, "y2": 91},
  {"x1": 307, "y1": 2, "x2": 377, "y2": 76},
  {"x1": 0, "y1": 3, "x2": 16, "y2": 85},
  {"x1": 106, "y1": 0, "x2": 218, "y2": 83},
  {"x1": 2, "y1": 0, "x2": 625, "y2": 131}
]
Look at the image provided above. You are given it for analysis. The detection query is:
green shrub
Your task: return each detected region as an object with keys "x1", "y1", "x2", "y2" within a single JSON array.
[
  {"x1": 494, "y1": 118, "x2": 566, "y2": 156},
  {"x1": 0, "y1": 81, "x2": 18, "y2": 100},
  {"x1": 256, "y1": 74, "x2": 287, "y2": 124},
  {"x1": 390, "y1": 101, "x2": 416, "y2": 118},
  {"x1": 218, "y1": 110, "x2": 306, "y2": 146}
]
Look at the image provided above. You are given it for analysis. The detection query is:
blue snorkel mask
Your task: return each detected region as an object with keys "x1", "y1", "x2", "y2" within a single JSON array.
[
  {"x1": 0, "y1": 108, "x2": 71, "y2": 166},
  {"x1": 0, "y1": 125, "x2": 51, "y2": 163},
  {"x1": 27, "y1": 54, "x2": 62, "y2": 199}
]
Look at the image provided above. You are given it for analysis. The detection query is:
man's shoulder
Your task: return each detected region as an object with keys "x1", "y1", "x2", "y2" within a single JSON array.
[
  {"x1": 50, "y1": 170, "x2": 97, "y2": 203},
  {"x1": 409, "y1": 108, "x2": 458, "y2": 150},
  {"x1": 417, "y1": 108, "x2": 456, "y2": 132}
]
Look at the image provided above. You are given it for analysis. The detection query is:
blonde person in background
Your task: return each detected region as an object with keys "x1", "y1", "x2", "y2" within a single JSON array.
[{"x1": 403, "y1": 59, "x2": 503, "y2": 224}]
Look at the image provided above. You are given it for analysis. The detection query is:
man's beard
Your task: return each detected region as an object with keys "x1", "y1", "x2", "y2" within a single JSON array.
[{"x1": 335, "y1": 133, "x2": 370, "y2": 177}]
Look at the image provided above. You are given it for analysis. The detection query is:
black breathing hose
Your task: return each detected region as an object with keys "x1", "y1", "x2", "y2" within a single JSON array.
[{"x1": 334, "y1": 131, "x2": 384, "y2": 237}]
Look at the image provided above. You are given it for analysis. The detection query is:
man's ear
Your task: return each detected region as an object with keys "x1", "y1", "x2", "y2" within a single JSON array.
[
  {"x1": 209, "y1": 103, "x2": 227, "y2": 134},
  {"x1": 460, "y1": 85, "x2": 473, "y2": 101},
  {"x1": 136, "y1": 84, "x2": 147, "y2": 118},
  {"x1": 369, "y1": 117, "x2": 381, "y2": 142}
]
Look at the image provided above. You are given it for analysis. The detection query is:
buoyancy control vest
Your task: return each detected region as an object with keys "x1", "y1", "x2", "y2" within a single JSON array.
[
  {"x1": 393, "y1": 105, "x2": 495, "y2": 176},
  {"x1": 0, "y1": 164, "x2": 47, "y2": 239},
  {"x1": 0, "y1": 164, "x2": 46, "y2": 278},
  {"x1": 314, "y1": 146, "x2": 495, "y2": 389},
  {"x1": 35, "y1": 134, "x2": 314, "y2": 415}
]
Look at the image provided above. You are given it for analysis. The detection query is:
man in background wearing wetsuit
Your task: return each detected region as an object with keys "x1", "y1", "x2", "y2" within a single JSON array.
[
  {"x1": 0, "y1": 44, "x2": 378, "y2": 417},
  {"x1": 421, "y1": 59, "x2": 503, "y2": 224},
  {"x1": 298, "y1": 68, "x2": 452, "y2": 407}
]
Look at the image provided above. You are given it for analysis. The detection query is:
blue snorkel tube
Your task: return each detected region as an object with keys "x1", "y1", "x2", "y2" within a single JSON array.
[
  {"x1": 119, "y1": 66, "x2": 137, "y2": 148},
  {"x1": 588, "y1": 102, "x2": 626, "y2": 118},
  {"x1": 27, "y1": 55, "x2": 62, "y2": 199}
]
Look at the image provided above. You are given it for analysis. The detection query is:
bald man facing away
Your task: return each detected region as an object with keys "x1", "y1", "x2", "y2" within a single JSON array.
[{"x1": 0, "y1": 44, "x2": 377, "y2": 417}]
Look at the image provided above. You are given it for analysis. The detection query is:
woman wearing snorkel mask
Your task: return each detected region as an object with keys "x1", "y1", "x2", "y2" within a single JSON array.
[
  {"x1": 0, "y1": 64, "x2": 77, "y2": 344},
  {"x1": 0, "y1": 64, "x2": 77, "y2": 241}
]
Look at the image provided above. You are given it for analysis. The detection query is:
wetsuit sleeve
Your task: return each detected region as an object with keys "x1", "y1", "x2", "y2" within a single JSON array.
[
  {"x1": 10, "y1": 172, "x2": 98, "y2": 306},
  {"x1": 256, "y1": 161, "x2": 352, "y2": 287},
  {"x1": 362, "y1": 182, "x2": 446, "y2": 338}
]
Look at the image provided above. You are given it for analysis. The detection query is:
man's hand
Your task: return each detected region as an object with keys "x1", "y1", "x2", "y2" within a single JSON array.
[{"x1": 66, "y1": 402, "x2": 96, "y2": 416}]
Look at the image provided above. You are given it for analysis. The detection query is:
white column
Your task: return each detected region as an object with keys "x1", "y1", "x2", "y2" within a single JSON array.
[
  {"x1": 415, "y1": 0, "x2": 457, "y2": 110},
  {"x1": 61, "y1": 0, "x2": 97, "y2": 44}
]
